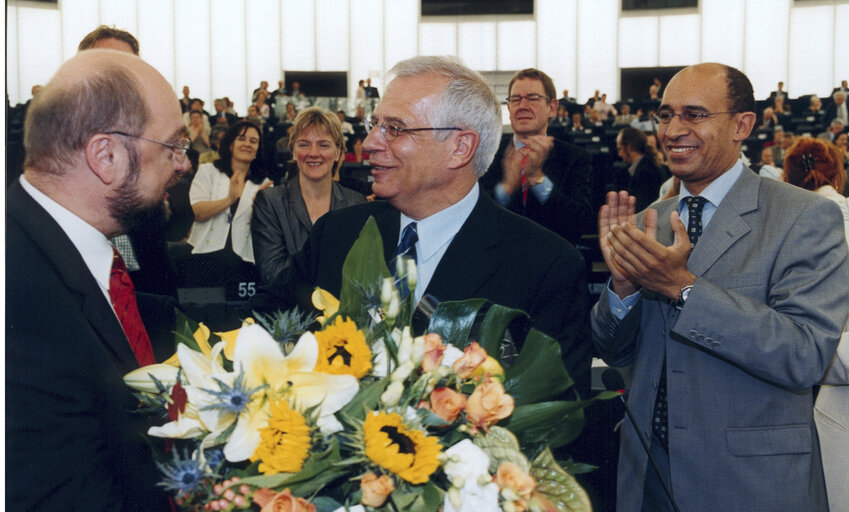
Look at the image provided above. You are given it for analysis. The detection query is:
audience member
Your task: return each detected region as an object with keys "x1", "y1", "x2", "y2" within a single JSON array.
[
  {"x1": 592, "y1": 93, "x2": 617, "y2": 121},
  {"x1": 183, "y1": 98, "x2": 211, "y2": 135},
  {"x1": 592, "y1": 62, "x2": 847, "y2": 512},
  {"x1": 767, "y1": 80, "x2": 788, "y2": 103},
  {"x1": 613, "y1": 104, "x2": 636, "y2": 126},
  {"x1": 252, "y1": 107, "x2": 365, "y2": 302},
  {"x1": 345, "y1": 135, "x2": 369, "y2": 163},
  {"x1": 245, "y1": 105, "x2": 264, "y2": 127},
  {"x1": 772, "y1": 94, "x2": 790, "y2": 114},
  {"x1": 210, "y1": 98, "x2": 238, "y2": 127},
  {"x1": 758, "y1": 106, "x2": 779, "y2": 130},
  {"x1": 819, "y1": 119, "x2": 845, "y2": 142},
  {"x1": 252, "y1": 90, "x2": 271, "y2": 123},
  {"x1": 826, "y1": 91, "x2": 848, "y2": 126},
  {"x1": 559, "y1": 89, "x2": 576, "y2": 109},
  {"x1": 282, "y1": 102, "x2": 298, "y2": 124},
  {"x1": 782, "y1": 137, "x2": 849, "y2": 512},
  {"x1": 364, "y1": 77, "x2": 379, "y2": 98},
  {"x1": 613, "y1": 126, "x2": 666, "y2": 212},
  {"x1": 630, "y1": 107, "x2": 656, "y2": 132},
  {"x1": 806, "y1": 94, "x2": 824, "y2": 115},
  {"x1": 188, "y1": 109, "x2": 213, "y2": 155},
  {"x1": 179, "y1": 85, "x2": 192, "y2": 112},
  {"x1": 550, "y1": 104, "x2": 570, "y2": 128},
  {"x1": 306, "y1": 56, "x2": 593, "y2": 398},
  {"x1": 480, "y1": 68, "x2": 593, "y2": 245},
  {"x1": 834, "y1": 131, "x2": 849, "y2": 171},
  {"x1": 337, "y1": 109, "x2": 355, "y2": 140},
  {"x1": 187, "y1": 121, "x2": 271, "y2": 286},
  {"x1": 570, "y1": 112, "x2": 586, "y2": 132},
  {"x1": 772, "y1": 129, "x2": 794, "y2": 167},
  {"x1": 355, "y1": 79, "x2": 366, "y2": 104},
  {"x1": 7, "y1": 48, "x2": 187, "y2": 511},
  {"x1": 831, "y1": 79, "x2": 848, "y2": 97},
  {"x1": 252, "y1": 80, "x2": 270, "y2": 103}
]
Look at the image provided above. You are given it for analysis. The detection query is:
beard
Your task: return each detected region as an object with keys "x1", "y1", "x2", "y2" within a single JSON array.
[{"x1": 107, "y1": 141, "x2": 168, "y2": 235}]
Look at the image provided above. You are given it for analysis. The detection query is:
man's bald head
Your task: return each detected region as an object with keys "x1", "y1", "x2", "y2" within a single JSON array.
[{"x1": 24, "y1": 50, "x2": 167, "y2": 175}]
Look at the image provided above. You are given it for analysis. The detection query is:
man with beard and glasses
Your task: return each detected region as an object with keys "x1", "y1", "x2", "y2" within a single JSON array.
[
  {"x1": 78, "y1": 25, "x2": 181, "y2": 297},
  {"x1": 6, "y1": 49, "x2": 190, "y2": 510}
]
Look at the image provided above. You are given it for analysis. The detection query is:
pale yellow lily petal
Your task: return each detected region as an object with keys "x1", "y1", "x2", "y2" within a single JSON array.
[
  {"x1": 193, "y1": 323, "x2": 213, "y2": 359},
  {"x1": 233, "y1": 324, "x2": 287, "y2": 390},
  {"x1": 123, "y1": 364, "x2": 180, "y2": 393},
  {"x1": 286, "y1": 371, "x2": 358, "y2": 416},
  {"x1": 312, "y1": 288, "x2": 340, "y2": 325},
  {"x1": 149, "y1": 415, "x2": 205, "y2": 439},
  {"x1": 223, "y1": 400, "x2": 270, "y2": 462}
]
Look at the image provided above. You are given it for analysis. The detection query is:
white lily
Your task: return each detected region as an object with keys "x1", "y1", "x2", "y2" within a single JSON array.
[{"x1": 223, "y1": 325, "x2": 359, "y2": 462}]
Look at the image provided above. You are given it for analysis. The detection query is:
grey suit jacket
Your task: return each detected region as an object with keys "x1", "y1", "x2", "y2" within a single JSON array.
[
  {"x1": 251, "y1": 176, "x2": 365, "y2": 296},
  {"x1": 592, "y1": 169, "x2": 849, "y2": 512}
]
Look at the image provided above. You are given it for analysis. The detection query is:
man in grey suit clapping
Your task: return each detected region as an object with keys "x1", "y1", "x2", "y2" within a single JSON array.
[{"x1": 592, "y1": 63, "x2": 848, "y2": 512}]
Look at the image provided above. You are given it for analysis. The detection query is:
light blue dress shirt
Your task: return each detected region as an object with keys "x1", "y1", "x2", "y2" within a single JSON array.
[{"x1": 399, "y1": 183, "x2": 479, "y2": 304}]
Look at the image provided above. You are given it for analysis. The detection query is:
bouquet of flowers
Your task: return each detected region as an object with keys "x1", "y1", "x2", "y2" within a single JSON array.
[{"x1": 124, "y1": 218, "x2": 613, "y2": 512}]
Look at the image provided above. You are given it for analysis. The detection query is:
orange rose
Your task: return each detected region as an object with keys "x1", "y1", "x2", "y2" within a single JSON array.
[
  {"x1": 465, "y1": 377, "x2": 514, "y2": 431},
  {"x1": 421, "y1": 333, "x2": 446, "y2": 372},
  {"x1": 253, "y1": 488, "x2": 316, "y2": 512},
  {"x1": 452, "y1": 342, "x2": 487, "y2": 378},
  {"x1": 429, "y1": 387, "x2": 467, "y2": 423},
  {"x1": 494, "y1": 461, "x2": 536, "y2": 498},
  {"x1": 360, "y1": 473, "x2": 395, "y2": 507}
]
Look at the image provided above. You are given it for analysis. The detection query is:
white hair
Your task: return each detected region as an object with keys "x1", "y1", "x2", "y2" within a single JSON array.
[{"x1": 388, "y1": 56, "x2": 501, "y2": 178}]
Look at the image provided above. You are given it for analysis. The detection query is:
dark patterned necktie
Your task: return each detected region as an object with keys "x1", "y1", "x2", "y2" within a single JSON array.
[
  {"x1": 110, "y1": 248, "x2": 155, "y2": 367},
  {"x1": 686, "y1": 196, "x2": 707, "y2": 245},
  {"x1": 391, "y1": 222, "x2": 418, "y2": 299},
  {"x1": 653, "y1": 196, "x2": 708, "y2": 448}
]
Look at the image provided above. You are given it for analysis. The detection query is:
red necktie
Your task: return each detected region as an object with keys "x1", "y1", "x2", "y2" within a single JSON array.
[
  {"x1": 110, "y1": 248, "x2": 156, "y2": 367},
  {"x1": 519, "y1": 148, "x2": 530, "y2": 205}
]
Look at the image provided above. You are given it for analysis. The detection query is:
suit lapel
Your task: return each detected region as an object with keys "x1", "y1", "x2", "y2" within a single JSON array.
[
  {"x1": 687, "y1": 169, "x2": 757, "y2": 276},
  {"x1": 7, "y1": 182, "x2": 139, "y2": 371},
  {"x1": 286, "y1": 178, "x2": 313, "y2": 233},
  {"x1": 424, "y1": 193, "x2": 499, "y2": 301}
]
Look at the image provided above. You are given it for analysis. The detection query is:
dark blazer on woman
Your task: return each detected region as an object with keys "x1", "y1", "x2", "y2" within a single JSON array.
[{"x1": 251, "y1": 176, "x2": 365, "y2": 299}]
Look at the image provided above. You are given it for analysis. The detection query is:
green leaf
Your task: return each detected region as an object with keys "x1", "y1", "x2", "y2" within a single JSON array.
[
  {"x1": 236, "y1": 438, "x2": 346, "y2": 496},
  {"x1": 503, "y1": 328, "x2": 572, "y2": 405},
  {"x1": 339, "y1": 217, "x2": 390, "y2": 324},
  {"x1": 472, "y1": 426, "x2": 530, "y2": 474},
  {"x1": 338, "y1": 378, "x2": 389, "y2": 423},
  {"x1": 427, "y1": 299, "x2": 487, "y2": 349},
  {"x1": 477, "y1": 304, "x2": 528, "y2": 357},
  {"x1": 530, "y1": 447, "x2": 592, "y2": 512},
  {"x1": 503, "y1": 402, "x2": 585, "y2": 451}
]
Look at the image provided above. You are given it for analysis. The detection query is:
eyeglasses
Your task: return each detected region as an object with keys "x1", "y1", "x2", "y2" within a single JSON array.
[
  {"x1": 366, "y1": 120, "x2": 462, "y2": 142},
  {"x1": 108, "y1": 131, "x2": 191, "y2": 163},
  {"x1": 652, "y1": 110, "x2": 738, "y2": 125},
  {"x1": 507, "y1": 94, "x2": 549, "y2": 106}
]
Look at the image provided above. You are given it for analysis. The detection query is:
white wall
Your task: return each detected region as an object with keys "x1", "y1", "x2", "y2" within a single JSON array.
[{"x1": 6, "y1": 0, "x2": 848, "y2": 113}]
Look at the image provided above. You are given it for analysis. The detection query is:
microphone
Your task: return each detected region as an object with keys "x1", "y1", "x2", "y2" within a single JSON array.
[{"x1": 602, "y1": 368, "x2": 681, "y2": 512}]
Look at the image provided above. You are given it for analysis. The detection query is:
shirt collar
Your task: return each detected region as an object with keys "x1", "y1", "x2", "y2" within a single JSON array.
[
  {"x1": 19, "y1": 175, "x2": 115, "y2": 299},
  {"x1": 400, "y1": 183, "x2": 479, "y2": 264},
  {"x1": 512, "y1": 134, "x2": 526, "y2": 151},
  {"x1": 679, "y1": 158, "x2": 744, "y2": 207}
]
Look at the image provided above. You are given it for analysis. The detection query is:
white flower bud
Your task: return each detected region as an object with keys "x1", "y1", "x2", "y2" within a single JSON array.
[
  {"x1": 477, "y1": 474, "x2": 492, "y2": 486},
  {"x1": 502, "y1": 500, "x2": 517, "y2": 512},
  {"x1": 392, "y1": 361, "x2": 415, "y2": 382},
  {"x1": 397, "y1": 326, "x2": 414, "y2": 363},
  {"x1": 448, "y1": 487, "x2": 462, "y2": 508},
  {"x1": 452, "y1": 476, "x2": 465, "y2": 489},
  {"x1": 395, "y1": 256, "x2": 406, "y2": 280},
  {"x1": 380, "y1": 381, "x2": 404, "y2": 407},
  {"x1": 412, "y1": 336, "x2": 425, "y2": 365},
  {"x1": 406, "y1": 259, "x2": 418, "y2": 290},
  {"x1": 380, "y1": 277, "x2": 394, "y2": 308},
  {"x1": 387, "y1": 293, "x2": 400, "y2": 320}
]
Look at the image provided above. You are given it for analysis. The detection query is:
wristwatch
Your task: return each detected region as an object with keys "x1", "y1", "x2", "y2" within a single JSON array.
[{"x1": 675, "y1": 285, "x2": 693, "y2": 309}]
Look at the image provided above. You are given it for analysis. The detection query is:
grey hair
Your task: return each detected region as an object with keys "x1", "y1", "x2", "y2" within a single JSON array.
[
  {"x1": 388, "y1": 55, "x2": 501, "y2": 178},
  {"x1": 834, "y1": 91, "x2": 845, "y2": 101}
]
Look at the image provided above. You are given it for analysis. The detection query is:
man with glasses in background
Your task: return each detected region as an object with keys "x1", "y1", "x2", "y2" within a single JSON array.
[
  {"x1": 480, "y1": 68, "x2": 593, "y2": 246},
  {"x1": 304, "y1": 56, "x2": 593, "y2": 399},
  {"x1": 6, "y1": 49, "x2": 190, "y2": 510},
  {"x1": 592, "y1": 62, "x2": 848, "y2": 511}
]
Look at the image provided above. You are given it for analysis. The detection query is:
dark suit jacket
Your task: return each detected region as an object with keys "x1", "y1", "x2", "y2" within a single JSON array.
[
  {"x1": 480, "y1": 135, "x2": 593, "y2": 246},
  {"x1": 611, "y1": 156, "x2": 666, "y2": 212},
  {"x1": 251, "y1": 176, "x2": 366, "y2": 299},
  {"x1": 824, "y1": 102, "x2": 848, "y2": 125},
  {"x1": 307, "y1": 191, "x2": 592, "y2": 397},
  {"x1": 592, "y1": 170, "x2": 849, "y2": 511},
  {"x1": 6, "y1": 182, "x2": 170, "y2": 511}
]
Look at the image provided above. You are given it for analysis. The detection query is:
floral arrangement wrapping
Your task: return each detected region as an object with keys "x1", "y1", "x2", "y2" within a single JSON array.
[{"x1": 124, "y1": 217, "x2": 614, "y2": 512}]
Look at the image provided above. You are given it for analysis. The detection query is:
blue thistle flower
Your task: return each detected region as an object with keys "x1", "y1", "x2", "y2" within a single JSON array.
[
  {"x1": 156, "y1": 447, "x2": 206, "y2": 498},
  {"x1": 203, "y1": 447, "x2": 226, "y2": 472},
  {"x1": 200, "y1": 371, "x2": 266, "y2": 415}
]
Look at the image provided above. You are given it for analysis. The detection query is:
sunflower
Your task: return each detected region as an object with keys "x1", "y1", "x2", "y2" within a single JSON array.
[
  {"x1": 314, "y1": 317, "x2": 372, "y2": 378},
  {"x1": 363, "y1": 411, "x2": 442, "y2": 484},
  {"x1": 250, "y1": 399, "x2": 311, "y2": 474}
]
